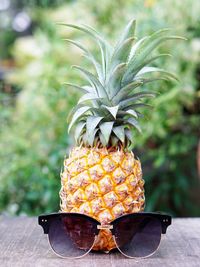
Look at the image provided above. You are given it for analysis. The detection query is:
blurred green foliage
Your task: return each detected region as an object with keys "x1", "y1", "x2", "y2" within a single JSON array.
[{"x1": 0, "y1": 0, "x2": 199, "y2": 216}]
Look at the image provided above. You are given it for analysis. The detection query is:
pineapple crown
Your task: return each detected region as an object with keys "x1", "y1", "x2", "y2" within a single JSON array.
[{"x1": 62, "y1": 19, "x2": 185, "y2": 150}]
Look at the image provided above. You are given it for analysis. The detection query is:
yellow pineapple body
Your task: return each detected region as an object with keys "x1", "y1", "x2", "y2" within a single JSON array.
[{"x1": 60, "y1": 147, "x2": 145, "y2": 251}]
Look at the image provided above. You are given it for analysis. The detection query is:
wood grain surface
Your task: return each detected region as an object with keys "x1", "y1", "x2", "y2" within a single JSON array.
[{"x1": 0, "y1": 217, "x2": 200, "y2": 267}]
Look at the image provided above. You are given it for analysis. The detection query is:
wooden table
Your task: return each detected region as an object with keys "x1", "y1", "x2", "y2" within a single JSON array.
[{"x1": 0, "y1": 217, "x2": 200, "y2": 267}]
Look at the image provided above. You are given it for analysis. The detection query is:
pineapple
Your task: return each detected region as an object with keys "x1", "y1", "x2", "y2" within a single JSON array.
[{"x1": 60, "y1": 19, "x2": 183, "y2": 251}]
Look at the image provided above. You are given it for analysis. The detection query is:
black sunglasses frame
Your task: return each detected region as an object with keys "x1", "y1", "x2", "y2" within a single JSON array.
[{"x1": 38, "y1": 211, "x2": 171, "y2": 236}]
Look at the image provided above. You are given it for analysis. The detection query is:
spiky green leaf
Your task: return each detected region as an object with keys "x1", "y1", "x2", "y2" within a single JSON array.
[
  {"x1": 127, "y1": 118, "x2": 142, "y2": 133},
  {"x1": 68, "y1": 106, "x2": 91, "y2": 133},
  {"x1": 127, "y1": 36, "x2": 149, "y2": 62},
  {"x1": 128, "y1": 29, "x2": 171, "y2": 65},
  {"x1": 125, "y1": 128, "x2": 135, "y2": 150},
  {"x1": 99, "y1": 121, "x2": 114, "y2": 145},
  {"x1": 67, "y1": 104, "x2": 85, "y2": 123},
  {"x1": 60, "y1": 23, "x2": 112, "y2": 82},
  {"x1": 113, "y1": 126, "x2": 125, "y2": 143},
  {"x1": 136, "y1": 67, "x2": 179, "y2": 81},
  {"x1": 108, "y1": 63, "x2": 127, "y2": 97},
  {"x1": 110, "y1": 37, "x2": 135, "y2": 70},
  {"x1": 126, "y1": 109, "x2": 138, "y2": 118},
  {"x1": 116, "y1": 19, "x2": 136, "y2": 47},
  {"x1": 78, "y1": 93, "x2": 101, "y2": 104},
  {"x1": 111, "y1": 135, "x2": 119, "y2": 146},
  {"x1": 126, "y1": 34, "x2": 185, "y2": 81},
  {"x1": 125, "y1": 103, "x2": 152, "y2": 110},
  {"x1": 73, "y1": 65, "x2": 109, "y2": 99},
  {"x1": 99, "y1": 132, "x2": 107, "y2": 146},
  {"x1": 112, "y1": 80, "x2": 143, "y2": 103},
  {"x1": 132, "y1": 54, "x2": 172, "y2": 76},
  {"x1": 82, "y1": 24, "x2": 112, "y2": 82},
  {"x1": 103, "y1": 105, "x2": 119, "y2": 119},
  {"x1": 63, "y1": 83, "x2": 93, "y2": 93},
  {"x1": 74, "y1": 121, "x2": 86, "y2": 143},
  {"x1": 120, "y1": 92, "x2": 156, "y2": 109},
  {"x1": 86, "y1": 116, "x2": 103, "y2": 146},
  {"x1": 125, "y1": 128, "x2": 134, "y2": 142},
  {"x1": 63, "y1": 39, "x2": 103, "y2": 81},
  {"x1": 60, "y1": 23, "x2": 111, "y2": 51}
]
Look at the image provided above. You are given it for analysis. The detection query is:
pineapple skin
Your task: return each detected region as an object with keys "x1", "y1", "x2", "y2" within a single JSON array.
[{"x1": 60, "y1": 147, "x2": 145, "y2": 251}]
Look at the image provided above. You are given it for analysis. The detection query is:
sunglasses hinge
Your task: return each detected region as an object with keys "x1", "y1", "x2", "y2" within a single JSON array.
[
  {"x1": 97, "y1": 224, "x2": 113, "y2": 230},
  {"x1": 41, "y1": 219, "x2": 48, "y2": 222}
]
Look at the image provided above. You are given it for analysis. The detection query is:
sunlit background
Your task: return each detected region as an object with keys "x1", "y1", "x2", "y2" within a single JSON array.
[{"x1": 0, "y1": 0, "x2": 199, "y2": 217}]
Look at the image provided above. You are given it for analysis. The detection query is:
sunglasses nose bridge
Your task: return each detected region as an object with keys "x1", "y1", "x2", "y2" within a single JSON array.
[{"x1": 97, "y1": 224, "x2": 113, "y2": 230}]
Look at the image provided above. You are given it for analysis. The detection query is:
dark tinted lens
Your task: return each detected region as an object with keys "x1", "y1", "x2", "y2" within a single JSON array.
[
  {"x1": 48, "y1": 214, "x2": 97, "y2": 258},
  {"x1": 114, "y1": 215, "x2": 162, "y2": 258}
]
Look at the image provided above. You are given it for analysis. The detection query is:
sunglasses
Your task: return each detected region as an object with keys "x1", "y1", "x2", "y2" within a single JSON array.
[{"x1": 38, "y1": 212, "x2": 171, "y2": 259}]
